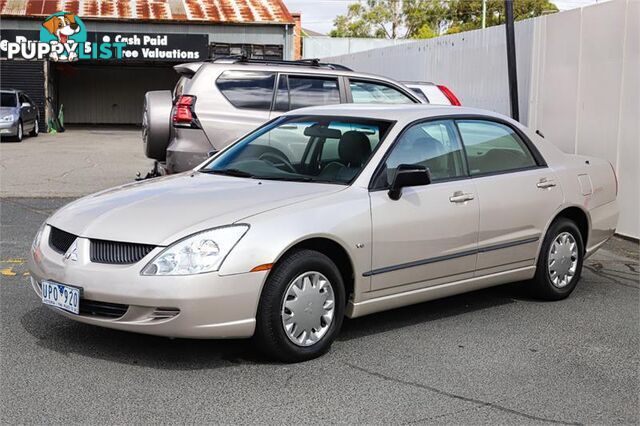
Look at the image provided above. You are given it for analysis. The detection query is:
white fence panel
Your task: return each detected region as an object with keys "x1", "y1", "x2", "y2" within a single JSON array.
[{"x1": 303, "y1": 37, "x2": 414, "y2": 59}]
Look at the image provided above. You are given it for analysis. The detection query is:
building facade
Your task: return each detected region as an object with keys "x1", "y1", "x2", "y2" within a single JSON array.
[{"x1": 0, "y1": 0, "x2": 297, "y2": 125}]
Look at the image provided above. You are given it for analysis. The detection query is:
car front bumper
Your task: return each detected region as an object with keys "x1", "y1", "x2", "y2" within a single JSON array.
[
  {"x1": 28, "y1": 226, "x2": 268, "y2": 339},
  {"x1": 0, "y1": 120, "x2": 18, "y2": 136}
]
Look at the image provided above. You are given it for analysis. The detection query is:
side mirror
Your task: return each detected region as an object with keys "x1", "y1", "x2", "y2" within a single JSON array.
[
  {"x1": 207, "y1": 150, "x2": 217, "y2": 158},
  {"x1": 21, "y1": 102, "x2": 31, "y2": 108},
  {"x1": 388, "y1": 164, "x2": 431, "y2": 200}
]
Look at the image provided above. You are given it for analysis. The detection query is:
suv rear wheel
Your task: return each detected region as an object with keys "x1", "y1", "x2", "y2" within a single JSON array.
[{"x1": 254, "y1": 249, "x2": 345, "y2": 362}]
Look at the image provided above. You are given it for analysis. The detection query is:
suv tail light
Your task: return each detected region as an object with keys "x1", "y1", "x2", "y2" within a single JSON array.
[
  {"x1": 437, "y1": 85, "x2": 461, "y2": 106},
  {"x1": 173, "y1": 95, "x2": 197, "y2": 127}
]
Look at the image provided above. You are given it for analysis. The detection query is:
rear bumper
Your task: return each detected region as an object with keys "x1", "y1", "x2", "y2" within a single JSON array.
[
  {"x1": 28, "y1": 226, "x2": 268, "y2": 339},
  {"x1": 586, "y1": 200, "x2": 619, "y2": 258},
  {"x1": 165, "y1": 127, "x2": 213, "y2": 173}
]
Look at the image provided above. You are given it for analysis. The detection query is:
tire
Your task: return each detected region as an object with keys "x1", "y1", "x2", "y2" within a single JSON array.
[
  {"x1": 142, "y1": 90, "x2": 173, "y2": 161},
  {"x1": 530, "y1": 218, "x2": 584, "y2": 300},
  {"x1": 12, "y1": 121, "x2": 23, "y2": 142},
  {"x1": 254, "y1": 249, "x2": 346, "y2": 363},
  {"x1": 29, "y1": 119, "x2": 39, "y2": 137}
]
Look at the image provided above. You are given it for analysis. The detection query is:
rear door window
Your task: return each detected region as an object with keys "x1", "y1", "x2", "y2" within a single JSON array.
[
  {"x1": 456, "y1": 120, "x2": 537, "y2": 176},
  {"x1": 288, "y1": 75, "x2": 340, "y2": 110},
  {"x1": 216, "y1": 70, "x2": 276, "y2": 110}
]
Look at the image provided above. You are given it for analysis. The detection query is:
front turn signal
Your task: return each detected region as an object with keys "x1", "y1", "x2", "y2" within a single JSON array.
[{"x1": 250, "y1": 263, "x2": 273, "y2": 272}]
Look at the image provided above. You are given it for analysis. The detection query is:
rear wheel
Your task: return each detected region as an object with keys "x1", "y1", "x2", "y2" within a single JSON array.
[
  {"x1": 530, "y1": 218, "x2": 584, "y2": 300},
  {"x1": 254, "y1": 249, "x2": 345, "y2": 363}
]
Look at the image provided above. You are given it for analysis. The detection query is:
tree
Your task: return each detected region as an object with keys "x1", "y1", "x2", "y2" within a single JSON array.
[
  {"x1": 329, "y1": 0, "x2": 558, "y2": 39},
  {"x1": 330, "y1": 0, "x2": 443, "y2": 39}
]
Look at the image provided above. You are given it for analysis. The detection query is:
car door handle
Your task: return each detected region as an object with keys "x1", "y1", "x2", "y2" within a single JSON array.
[
  {"x1": 449, "y1": 191, "x2": 475, "y2": 203},
  {"x1": 537, "y1": 178, "x2": 557, "y2": 189}
]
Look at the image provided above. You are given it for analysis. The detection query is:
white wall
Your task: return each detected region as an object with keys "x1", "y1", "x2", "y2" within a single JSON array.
[{"x1": 324, "y1": 0, "x2": 639, "y2": 238}]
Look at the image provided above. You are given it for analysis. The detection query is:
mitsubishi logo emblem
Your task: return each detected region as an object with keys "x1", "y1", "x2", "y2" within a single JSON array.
[{"x1": 64, "y1": 239, "x2": 78, "y2": 262}]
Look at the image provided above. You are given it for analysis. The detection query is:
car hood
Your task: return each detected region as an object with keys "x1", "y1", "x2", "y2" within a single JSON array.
[{"x1": 48, "y1": 172, "x2": 344, "y2": 246}]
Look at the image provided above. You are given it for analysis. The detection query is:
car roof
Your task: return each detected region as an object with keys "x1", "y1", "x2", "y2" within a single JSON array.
[{"x1": 280, "y1": 103, "x2": 511, "y2": 124}]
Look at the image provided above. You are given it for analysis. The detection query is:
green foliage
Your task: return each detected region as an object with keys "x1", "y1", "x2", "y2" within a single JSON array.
[
  {"x1": 330, "y1": 0, "x2": 559, "y2": 39},
  {"x1": 415, "y1": 24, "x2": 437, "y2": 39}
]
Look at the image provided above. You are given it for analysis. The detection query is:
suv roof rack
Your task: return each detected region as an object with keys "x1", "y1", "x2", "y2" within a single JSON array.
[{"x1": 208, "y1": 55, "x2": 353, "y2": 71}]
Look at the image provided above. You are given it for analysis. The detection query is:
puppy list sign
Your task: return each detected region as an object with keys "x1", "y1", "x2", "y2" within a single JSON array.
[{"x1": 0, "y1": 11, "x2": 209, "y2": 62}]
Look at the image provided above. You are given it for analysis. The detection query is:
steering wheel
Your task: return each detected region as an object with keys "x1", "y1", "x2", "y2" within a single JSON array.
[{"x1": 258, "y1": 151, "x2": 297, "y2": 173}]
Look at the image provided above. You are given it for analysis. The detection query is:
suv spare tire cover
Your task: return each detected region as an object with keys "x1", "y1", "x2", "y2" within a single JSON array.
[{"x1": 142, "y1": 90, "x2": 172, "y2": 161}]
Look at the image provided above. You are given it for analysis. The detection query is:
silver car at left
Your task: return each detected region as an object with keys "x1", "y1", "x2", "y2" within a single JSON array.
[{"x1": 29, "y1": 104, "x2": 618, "y2": 362}]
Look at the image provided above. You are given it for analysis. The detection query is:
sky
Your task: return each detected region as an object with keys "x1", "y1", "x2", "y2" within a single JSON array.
[{"x1": 282, "y1": 0, "x2": 602, "y2": 34}]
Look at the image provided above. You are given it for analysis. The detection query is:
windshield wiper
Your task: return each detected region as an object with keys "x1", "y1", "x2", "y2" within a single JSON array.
[{"x1": 201, "y1": 168, "x2": 255, "y2": 178}]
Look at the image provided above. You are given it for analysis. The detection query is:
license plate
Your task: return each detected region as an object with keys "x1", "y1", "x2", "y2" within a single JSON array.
[{"x1": 41, "y1": 281, "x2": 80, "y2": 315}]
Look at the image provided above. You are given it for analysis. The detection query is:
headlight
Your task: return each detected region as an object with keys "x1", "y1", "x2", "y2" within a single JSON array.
[
  {"x1": 1, "y1": 114, "x2": 15, "y2": 122},
  {"x1": 141, "y1": 225, "x2": 249, "y2": 276},
  {"x1": 32, "y1": 222, "x2": 47, "y2": 252}
]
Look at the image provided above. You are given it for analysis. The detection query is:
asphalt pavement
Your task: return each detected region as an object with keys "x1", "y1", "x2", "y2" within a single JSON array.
[
  {"x1": 1, "y1": 196, "x2": 638, "y2": 424},
  {"x1": 0, "y1": 128, "x2": 151, "y2": 197}
]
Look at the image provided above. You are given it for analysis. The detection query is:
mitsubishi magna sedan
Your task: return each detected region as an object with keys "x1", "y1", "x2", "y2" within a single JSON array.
[{"x1": 29, "y1": 105, "x2": 619, "y2": 362}]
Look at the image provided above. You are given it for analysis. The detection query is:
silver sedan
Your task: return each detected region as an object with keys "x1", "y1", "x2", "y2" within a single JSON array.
[{"x1": 29, "y1": 104, "x2": 619, "y2": 362}]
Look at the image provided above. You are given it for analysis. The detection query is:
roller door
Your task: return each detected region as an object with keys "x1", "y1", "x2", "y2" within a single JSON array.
[
  {"x1": 56, "y1": 63, "x2": 178, "y2": 125},
  {"x1": 0, "y1": 60, "x2": 46, "y2": 122}
]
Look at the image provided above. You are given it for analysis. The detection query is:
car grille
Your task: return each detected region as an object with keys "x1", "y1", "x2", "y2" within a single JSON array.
[
  {"x1": 90, "y1": 239, "x2": 156, "y2": 264},
  {"x1": 49, "y1": 227, "x2": 77, "y2": 253},
  {"x1": 79, "y1": 299, "x2": 129, "y2": 318}
]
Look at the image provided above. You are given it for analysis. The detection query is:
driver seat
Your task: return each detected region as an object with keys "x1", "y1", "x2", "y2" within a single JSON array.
[{"x1": 319, "y1": 131, "x2": 371, "y2": 181}]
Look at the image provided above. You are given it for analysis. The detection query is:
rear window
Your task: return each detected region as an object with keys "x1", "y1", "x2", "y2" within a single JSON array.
[
  {"x1": 409, "y1": 87, "x2": 429, "y2": 102},
  {"x1": 216, "y1": 70, "x2": 276, "y2": 110},
  {"x1": 1, "y1": 93, "x2": 17, "y2": 107},
  {"x1": 173, "y1": 77, "x2": 187, "y2": 99}
]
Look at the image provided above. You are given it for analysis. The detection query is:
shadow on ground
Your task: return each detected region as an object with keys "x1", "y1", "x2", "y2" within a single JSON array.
[{"x1": 20, "y1": 282, "x2": 530, "y2": 369}]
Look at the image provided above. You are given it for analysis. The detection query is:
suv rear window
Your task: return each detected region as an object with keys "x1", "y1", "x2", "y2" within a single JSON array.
[{"x1": 216, "y1": 70, "x2": 276, "y2": 110}]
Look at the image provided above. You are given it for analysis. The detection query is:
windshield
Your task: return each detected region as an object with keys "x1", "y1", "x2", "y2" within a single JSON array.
[
  {"x1": 1, "y1": 93, "x2": 17, "y2": 107},
  {"x1": 201, "y1": 115, "x2": 393, "y2": 184}
]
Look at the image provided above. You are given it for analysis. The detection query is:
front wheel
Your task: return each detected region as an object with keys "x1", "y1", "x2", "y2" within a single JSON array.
[
  {"x1": 12, "y1": 121, "x2": 23, "y2": 142},
  {"x1": 254, "y1": 249, "x2": 345, "y2": 363},
  {"x1": 29, "y1": 119, "x2": 39, "y2": 137},
  {"x1": 530, "y1": 218, "x2": 584, "y2": 300}
]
